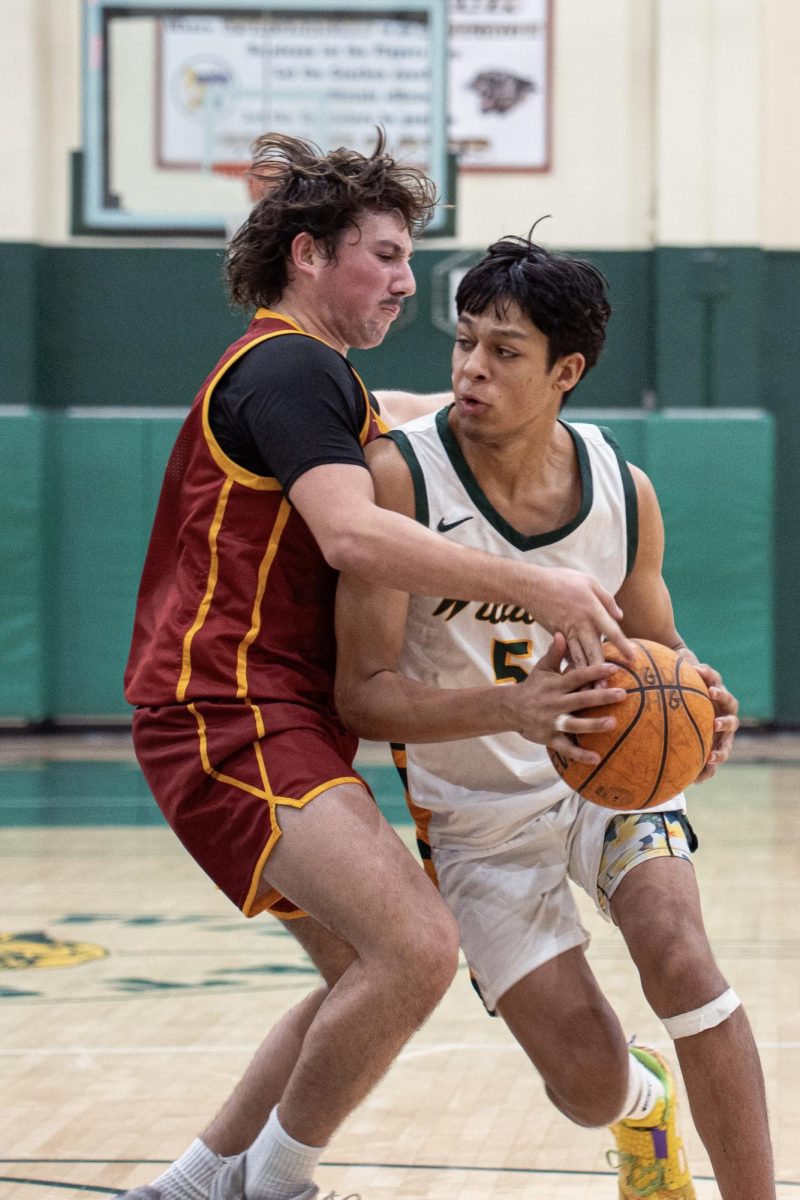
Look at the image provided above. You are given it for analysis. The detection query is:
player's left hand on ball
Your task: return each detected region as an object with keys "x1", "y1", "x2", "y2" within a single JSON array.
[
  {"x1": 514, "y1": 633, "x2": 626, "y2": 765},
  {"x1": 693, "y1": 662, "x2": 739, "y2": 781}
]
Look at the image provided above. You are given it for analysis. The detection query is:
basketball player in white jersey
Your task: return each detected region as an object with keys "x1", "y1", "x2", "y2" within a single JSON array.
[{"x1": 335, "y1": 236, "x2": 774, "y2": 1200}]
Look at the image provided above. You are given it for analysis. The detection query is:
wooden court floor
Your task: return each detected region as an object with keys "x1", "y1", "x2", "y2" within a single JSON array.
[{"x1": 1, "y1": 733, "x2": 799, "y2": 1199}]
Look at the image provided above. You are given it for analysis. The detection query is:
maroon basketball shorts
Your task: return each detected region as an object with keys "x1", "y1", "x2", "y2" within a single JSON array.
[{"x1": 132, "y1": 700, "x2": 369, "y2": 918}]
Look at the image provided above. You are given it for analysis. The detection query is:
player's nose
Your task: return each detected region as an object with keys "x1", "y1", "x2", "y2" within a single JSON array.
[
  {"x1": 392, "y1": 259, "x2": 416, "y2": 297},
  {"x1": 462, "y1": 346, "x2": 489, "y2": 379}
]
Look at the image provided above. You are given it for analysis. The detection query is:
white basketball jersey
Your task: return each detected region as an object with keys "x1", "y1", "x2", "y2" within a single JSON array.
[{"x1": 390, "y1": 406, "x2": 639, "y2": 851}]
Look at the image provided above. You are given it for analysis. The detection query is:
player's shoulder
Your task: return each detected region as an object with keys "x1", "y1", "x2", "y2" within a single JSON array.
[
  {"x1": 562, "y1": 418, "x2": 620, "y2": 450},
  {"x1": 240, "y1": 328, "x2": 354, "y2": 385},
  {"x1": 365, "y1": 434, "x2": 417, "y2": 517},
  {"x1": 391, "y1": 405, "x2": 442, "y2": 436},
  {"x1": 384, "y1": 405, "x2": 447, "y2": 457},
  {"x1": 366, "y1": 431, "x2": 412, "y2": 473},
  {"x1": 369, "y1": 401, "x2": 445, "y2": 454},
  {"x1": 627, "y1": 460, "x2": 658, "y2": 502}
]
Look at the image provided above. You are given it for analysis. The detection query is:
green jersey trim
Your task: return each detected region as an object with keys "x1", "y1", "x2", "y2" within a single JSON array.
[
  {"x1": 385, "y1": 430, "x2": 430, "y2": 527},
  {"x1": 435, "y1": 406, "x2": 594, "y2": 551},
  {"x1": 599, "y1": 427, "x2": 639, "y2": 577}
]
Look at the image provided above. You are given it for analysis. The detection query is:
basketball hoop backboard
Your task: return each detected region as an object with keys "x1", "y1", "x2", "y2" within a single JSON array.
[{"x1": 80, "y1": 0, "x2": 449, "y2": 236}]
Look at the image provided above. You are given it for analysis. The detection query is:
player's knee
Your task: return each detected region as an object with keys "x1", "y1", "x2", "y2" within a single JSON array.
[
  {"x1": 546, "y1": 1072, "x2": 627, "y2": 1128},
  {"x1": 639, "y1": 941, "x2": 727, "y2": 1018},
  {"x1": 544, "y1": 1032, "x2": 629, "y2": 1127},
  {"x1": 312, "y1": 942, "x2": 357, "y2": 989},
  {"x1": 577, "y1": 1093, "x2": 628, "y2": 1128},
  {"x1": 417, "y1": 907, "x2": 461, "y2": 996},
  {"x1": 392, "y1": 903, "x2": 460, "y2": 1008}
]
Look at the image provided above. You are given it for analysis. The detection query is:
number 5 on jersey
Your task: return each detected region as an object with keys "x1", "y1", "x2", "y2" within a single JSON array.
[{"x1": 492, "y1": 639, "x2": 533, "y2": 684}]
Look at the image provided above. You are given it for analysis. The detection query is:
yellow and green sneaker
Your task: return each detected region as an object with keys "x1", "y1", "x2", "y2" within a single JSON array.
[{"x1": 608, "y1": 1045, "x2": 696, "y2": 1198}]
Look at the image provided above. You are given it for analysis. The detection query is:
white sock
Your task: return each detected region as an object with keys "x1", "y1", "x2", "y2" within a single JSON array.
[
  {"x1": 245, "y1": 1106, "x2": 324, "y2": 1200},
  {"x1": 151, "y1": 1138, "x2": 222, "y2": 1200},
  {"x1": 623, "y1": 1051, "x2": 666, "y2": 1122}
]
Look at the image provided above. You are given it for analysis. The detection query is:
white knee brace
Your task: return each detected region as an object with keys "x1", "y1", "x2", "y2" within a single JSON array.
[{"x1": 661, "y1": 986, "x2": 741, "y2": 1039}]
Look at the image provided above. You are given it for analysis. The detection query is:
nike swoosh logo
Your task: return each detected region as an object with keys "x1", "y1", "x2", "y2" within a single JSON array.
[{"x1": 437, "y1": 515, "x2": 474, "y2": 533}]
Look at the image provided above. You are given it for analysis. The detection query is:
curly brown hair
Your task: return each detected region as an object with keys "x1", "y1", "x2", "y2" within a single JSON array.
[{"x1": 226, "y1": 129, "x2": 438, "y2": 309}]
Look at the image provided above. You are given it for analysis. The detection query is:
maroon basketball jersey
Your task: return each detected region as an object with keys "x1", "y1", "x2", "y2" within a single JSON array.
[{"x1": 124, "y1": 309, "x2": 384, "y2": 724}]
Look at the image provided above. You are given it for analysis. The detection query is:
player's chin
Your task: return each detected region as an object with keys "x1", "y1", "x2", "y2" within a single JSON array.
[{"x1": 356, "y1": 318, "x2": 395, "y2": 349}]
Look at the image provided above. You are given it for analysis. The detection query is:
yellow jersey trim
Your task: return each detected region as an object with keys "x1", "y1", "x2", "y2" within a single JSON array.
[
  {"x1": 350, "y1": 367, "x2": 385, "y2": 444},
  {"x1": 176, "y1": 479, "x2": 232, "y2": 701},
  {"x1": 202, "y1": 310, "x2": 380, "y2": 484},
  {"x1": 242, "y1": 773, "x2": 365, "y2": 917},
  {"x1": 187, "y1": 702, "x2": 274, "y2": 802},
  {"x1": 235, "y1": 498, "x2": 293, "y2": 698},
  {"x1": 201, "y1": 330, "x2": 294, "y2": 490}
]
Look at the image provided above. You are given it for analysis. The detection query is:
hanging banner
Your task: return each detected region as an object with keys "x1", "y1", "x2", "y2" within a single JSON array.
[
  {"x1": 448, "y1": 0, "x2": 551, "y2": 171},
  {"x1": 157, "y1": 12, "x2": 433, "y2": 170}
]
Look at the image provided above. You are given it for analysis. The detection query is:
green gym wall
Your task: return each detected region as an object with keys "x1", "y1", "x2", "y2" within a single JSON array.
[{"x1": 0, "y1": 242, "x2": 789, "y2": 725}]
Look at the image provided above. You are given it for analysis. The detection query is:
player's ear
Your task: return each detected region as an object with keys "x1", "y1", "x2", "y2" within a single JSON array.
[
  {"x1": 554, "y1": 352, "x2": 585, "y2": 393},
  {"x1": 289, "y1": 231, "x2": 318, "y2": 275}
]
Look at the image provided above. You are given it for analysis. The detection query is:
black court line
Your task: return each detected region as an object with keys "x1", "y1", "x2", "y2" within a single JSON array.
[
  {"x1": 3, "y1": 1164, "x2": 800, "y2": 1194},
  {"x1": 0, "y1": 1181, "x2": 116, "y2": 1195}
]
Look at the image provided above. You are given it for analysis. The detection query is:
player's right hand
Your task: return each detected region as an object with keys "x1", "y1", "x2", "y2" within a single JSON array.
[
  {"x1": 521, "y1": 566, "x2": 636, "y2": 668},
  {"x1": 506, "y1": 633, "x2": 626, "y2": 765}
]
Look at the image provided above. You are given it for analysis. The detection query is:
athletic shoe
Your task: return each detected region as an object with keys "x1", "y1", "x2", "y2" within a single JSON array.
[
  {"x1": 608, "y1": 1045, "x2": 696, "y2": 1198},
  {"x1": 114, "y1": 1189, "x2": 161, "y2": 1199}
]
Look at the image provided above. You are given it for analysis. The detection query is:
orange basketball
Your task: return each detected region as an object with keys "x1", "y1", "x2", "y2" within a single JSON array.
[{"x1": 548, "y1": 639, "x2": 715, "y2": 810}]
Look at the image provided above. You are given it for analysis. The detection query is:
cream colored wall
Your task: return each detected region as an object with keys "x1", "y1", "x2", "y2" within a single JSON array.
[
  {"x1": 0, "y1": 0, "x2": 46, "y2": 240},
  {"x1": 0, "y1": 0, "x2": 80, "y2": 242},
  {"x1": 763, "y1": 0, "x2": 800, "y2": 248},
  {"x1": 654, "y1": 0, "x2": 762, "y2": 246},
  {"x1": 1, "y1": 0, "x2": 798, "y2": 248},
  {"x1": 456, "y1": 0, "x2": 657, "y2": 249}
]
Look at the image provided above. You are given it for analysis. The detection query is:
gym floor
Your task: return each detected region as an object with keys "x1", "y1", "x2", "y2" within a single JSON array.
[{"x1": 1, "y1": 731, "x2": 798, "y2": 1199}]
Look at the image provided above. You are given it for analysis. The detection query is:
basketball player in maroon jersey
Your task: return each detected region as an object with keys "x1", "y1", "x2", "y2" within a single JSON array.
[
  {"x1": 120, "y1": 135, "x2": 631, "y2": 1200},
  {"x1": 335, "y1": 236, "x2": 774, "y2": 1200}
]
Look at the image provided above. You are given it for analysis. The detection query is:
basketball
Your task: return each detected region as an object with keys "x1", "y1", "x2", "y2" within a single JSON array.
[{"x1": 548, "y1": 639, "x2": 715, "y2": 810}]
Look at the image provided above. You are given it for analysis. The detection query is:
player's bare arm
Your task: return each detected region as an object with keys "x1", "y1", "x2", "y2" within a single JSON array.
[
  {"x1": 335, "y1": 588, "x2": 622, "y2": 764},
  {"x1": 614, "y1": 464, "x2": 739, "y2": 778},
  {"x1": 334, "y1": 447, "x2": 626, "y2": 764},
  {"x1": 373, "y1": 389, "x2": 453, "y2": 426},
  {"x1": 290, "y1": 437, "x2": 636, "y2": 665}
]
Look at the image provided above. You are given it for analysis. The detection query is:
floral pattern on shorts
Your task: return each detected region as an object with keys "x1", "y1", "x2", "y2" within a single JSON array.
[{"x1": 596, "y1": 810, "x2": 697, "y2": 915}]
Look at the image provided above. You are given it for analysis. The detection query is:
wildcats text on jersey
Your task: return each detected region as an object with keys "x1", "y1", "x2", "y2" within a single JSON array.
[{"x1": 432, "y1": 599, "x2": 536, "y2": 625}]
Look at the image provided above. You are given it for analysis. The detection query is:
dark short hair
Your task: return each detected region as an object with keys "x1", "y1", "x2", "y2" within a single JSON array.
[
  {"x1": 455, "y1": 234, "x2": 611, "y2": 381},
  {"x1": 226, "y1": 129, "x2": 437, "y2": 309}
]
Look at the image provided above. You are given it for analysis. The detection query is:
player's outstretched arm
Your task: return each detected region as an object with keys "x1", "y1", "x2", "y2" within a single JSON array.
[
  {"x1": 615, "y1": 464, "x2": 740, "y2": 777},
  {"x1": 333, "y1": 447, "x2": 625, "y2": 760},
  {"x1": 290, "y1": 438, "x2": 635, "y2": 666},
  {"x1": 372, "y1": 389, "x2": 453, "y2": 427}
]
